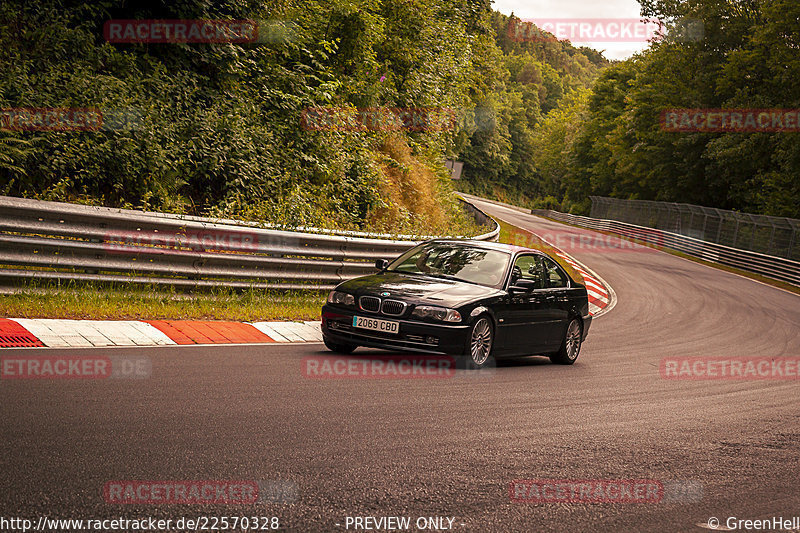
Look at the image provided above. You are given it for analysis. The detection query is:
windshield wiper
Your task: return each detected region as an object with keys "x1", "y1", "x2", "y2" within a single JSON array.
[
  {"x1": 427, "y1": 273, "x2": 486, "y2": 286},
  {"x1": 392, "y1": 270, "x2": 482, "y2": 286},
  {"x1": 427, "y1": 273, "x2": 462, "y2": 282},
  {"x1": 389, "y1": 269, "x2": 425, "y2": 276}
]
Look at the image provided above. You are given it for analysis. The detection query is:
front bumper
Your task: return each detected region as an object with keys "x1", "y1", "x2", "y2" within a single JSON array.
[{"x1": 321, "y1": 305, "x2": 470, "y2": 355}]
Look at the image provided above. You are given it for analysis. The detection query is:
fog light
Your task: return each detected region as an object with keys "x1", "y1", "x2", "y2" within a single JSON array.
[{"x1": 426, "y1": 336, "x2": 439, "y2": 345}]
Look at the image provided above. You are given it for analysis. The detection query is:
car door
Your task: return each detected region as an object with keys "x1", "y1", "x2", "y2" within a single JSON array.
[
  {"x1": 494, "y1": 254, "x2": 554, "y2": 355},
  {"x1": 538, "y1": 256, "x2": 572, "y2": 349}
]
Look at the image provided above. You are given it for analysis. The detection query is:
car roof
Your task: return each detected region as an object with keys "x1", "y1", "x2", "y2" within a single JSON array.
[{"x1": 424, "y1": 238, "x2": 542, "y2": 255}]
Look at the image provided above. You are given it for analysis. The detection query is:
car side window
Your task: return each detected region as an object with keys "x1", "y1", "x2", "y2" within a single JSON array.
[
  {"x1": 542, "y1": 257, "x2": 569, "y2": 288},
  {"x1": 510, "y1": 254, "x2": 545, "y2": 289}
]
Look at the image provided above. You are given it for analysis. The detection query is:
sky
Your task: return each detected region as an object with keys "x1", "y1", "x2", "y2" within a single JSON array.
[{"x1": 491, "y1": 0, "x2": 649, "y2": 60}]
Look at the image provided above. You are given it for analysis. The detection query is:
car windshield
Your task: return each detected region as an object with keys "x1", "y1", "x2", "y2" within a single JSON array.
[{"x1": 387, "y1": 243, "x2": 510, "y2": 287}]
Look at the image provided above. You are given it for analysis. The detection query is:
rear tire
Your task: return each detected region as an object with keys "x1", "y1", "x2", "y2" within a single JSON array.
[
  {"x1": 549, "y1": 318, "x2": 582, "y2": 365},
  {"x1": 324, "y1": 338, "x2": 357, "y2": 354}
]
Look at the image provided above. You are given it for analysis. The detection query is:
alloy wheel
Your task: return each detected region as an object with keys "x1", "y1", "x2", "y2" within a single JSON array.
[
  {"x1": 565, "y1": 319, "x2": 581, "y2": 361},
  {"x1": 470, "y1": 317, "x2": 493, "y2": 366}
]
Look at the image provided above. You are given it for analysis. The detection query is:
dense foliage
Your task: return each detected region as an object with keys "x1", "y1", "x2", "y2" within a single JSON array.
[
  {"x1": 0, "y1": 0, "x2": 607, "y2": 233},
  {"x1": 453, "y1": 13, "x2": 608, "y2": 206},
  {"x1": 532, "y1": 0, "x2": 800, "y2": 217},
  {"x1": 6, "y1": 0, "x2": 788, "y2": 225}
]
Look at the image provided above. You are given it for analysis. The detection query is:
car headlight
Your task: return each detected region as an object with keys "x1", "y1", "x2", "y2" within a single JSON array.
[
  {"x1": 327, "y1": 291, "x2": 355, "y2": 306},
  {"x1": 411, "y1": 305, "x2": 462, "y2": 323}
]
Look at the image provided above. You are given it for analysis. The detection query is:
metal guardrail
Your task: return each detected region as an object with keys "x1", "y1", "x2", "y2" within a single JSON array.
[
  {"x1": 0, "y1": 196, "x2": 499, "y2": 291},
  {"x1": 590, "y1": 196, "x2": 800, "y2": 261},
  {"x1": 530, "y1": 208, "x2": 800, "y2": 287}
]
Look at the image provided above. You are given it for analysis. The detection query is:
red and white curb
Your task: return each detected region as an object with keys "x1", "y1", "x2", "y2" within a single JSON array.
[
  {"x1": 551, "y1": 250, "x2": 616, "y2": 317},
  {"x1": 0, "y1": 318, "x2": 324, "y2": 348}
]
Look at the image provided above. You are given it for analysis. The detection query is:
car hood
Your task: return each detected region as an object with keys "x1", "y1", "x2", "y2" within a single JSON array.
[{"x1": 336, "y1": 271, "x2": 504, "y2": 307}]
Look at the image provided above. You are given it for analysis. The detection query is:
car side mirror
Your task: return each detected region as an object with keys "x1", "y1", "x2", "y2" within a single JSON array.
[
  {"x1": 375, "y1": 259, "x2": 389, "y2": 271},
  {"x1": 509, "y1": 279, "x2": 537, "y2": 294}
]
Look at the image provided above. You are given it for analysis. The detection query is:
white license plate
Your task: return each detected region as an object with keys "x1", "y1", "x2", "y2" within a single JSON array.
[{"x1": 353, "y1": 316, "x2": 400, "y2": 334}]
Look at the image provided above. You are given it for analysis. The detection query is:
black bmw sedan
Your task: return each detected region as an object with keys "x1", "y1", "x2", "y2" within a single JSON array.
[{"x1": 320, "y1": 239, "x2": 592, "y2": 368}]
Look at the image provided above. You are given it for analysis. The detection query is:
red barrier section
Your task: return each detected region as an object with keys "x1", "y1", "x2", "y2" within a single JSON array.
[
  {"x1": 145, "y1": 321, "x2": 274, "y2": 344},
  {"x1": 0, "y1": 319, "x2": 45, "y2": 348}
]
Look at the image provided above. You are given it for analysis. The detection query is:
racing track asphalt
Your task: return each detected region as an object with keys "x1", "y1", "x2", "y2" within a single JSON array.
[{"x1": 1, "y1": 198, "x2": 799, "y2": 532}]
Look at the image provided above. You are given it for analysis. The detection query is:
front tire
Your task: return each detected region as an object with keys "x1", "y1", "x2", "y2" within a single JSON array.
[
  {"x1": 550, "y1": 318, "x2": 582, "y2": 365},
  {"x1": 324, "y1": 338, "x2": 357, "y2": 354},
  {"x1": 463, "y1": 316, "x2": 494, "y2": 369}
]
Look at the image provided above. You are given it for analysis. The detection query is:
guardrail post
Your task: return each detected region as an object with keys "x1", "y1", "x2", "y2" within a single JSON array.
[
  {"x1": 701, "y1": 214, "x2": 708, "y2": 241},
  {"x1": 87, "y1": 235, "x2": 102, "y2": 274},
  {"x1": 767, "y1": 225, "x2": 776, "y2": 256}
]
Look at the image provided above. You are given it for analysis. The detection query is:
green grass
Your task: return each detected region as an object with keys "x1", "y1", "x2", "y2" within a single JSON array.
[{"x1": 0, "y1": 283, "x2": 327, "y2": 321}]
